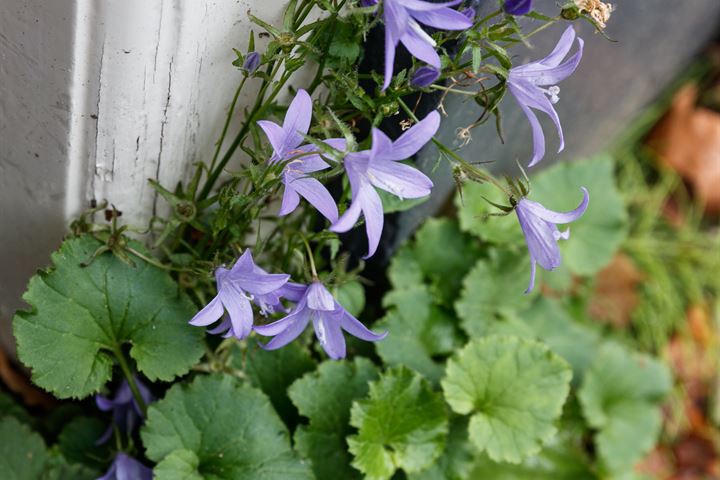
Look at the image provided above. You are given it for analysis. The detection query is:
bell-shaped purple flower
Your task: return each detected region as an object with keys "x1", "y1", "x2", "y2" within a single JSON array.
[
  {"x1": 503, "y1": 0, "x2": 532, "y2": 15},
  {"x1": 95, "y1": 377, "x2": 154, "y2": 444},
  {"x1": 258, "y1": 89, "x2": 345, "y2": 222},
  {"x1": 382, "y1": 0, "x2": 472, "y2": 90},
  {"x1": 98, "y1": 453, "x2": 153, "y2": 480},
  {"x1": 508, "y1": 26, "x2": 584, "y2": 167},
  {"x1": 330, "y1": 111, "x2": 439, "y2": 258},
  {"x1": 242, "y1": 51, "x2": 261, "y2": 74},
  {"x1": 254, "y1": 281, "x2": 386, "y2": 360},
  {"x1": 516, "y1": 187, "x2": 589, "y2": 293},
  {"x1": 411, "y1": 66, "x2": 441, "y2": 88},
  {"x1": 189, "y1": 250, "x2": 290, "y2": 339}
]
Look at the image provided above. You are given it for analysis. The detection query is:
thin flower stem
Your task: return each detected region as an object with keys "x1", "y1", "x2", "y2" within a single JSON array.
[
  {"x1": 207, "y1": 76, "x2": 247, "y2": 176},
  {"x1": 113, "y1": 347, "x2": 147, "y2": 416},
  {"x1": 300, "y1": 234, "x2": 318, "y2": 278}
]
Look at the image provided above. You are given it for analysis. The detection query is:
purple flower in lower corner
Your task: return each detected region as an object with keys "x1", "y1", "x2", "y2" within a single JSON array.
[
  {"x1": 330, "y1": 111, "x2": 439, "y2": 258},
  {"x1": 189, "y1": 250, "x2": 290, "y2": 339},
  {"x1": 382, "y1": 0, "x2": 472, "y2": 90},
  {"x1": 98, "y1": 453, "x2": 152, "y2": 480},
  {"x1": 508, "y1": 25, "x2": 584, "y2": 167},
  {"x1": 95, "y1": 377, "x2": 154, "y2": 444},
  {"x1": 411, "y1": 66, "x2": 441, "y2": 88},
  {"x1": 254, "y1": 281, "x2": 386, "y2": 360},
  {"x1": 258, "y1": 89, "x2": 345, "y2": 222},
  {"x1": 516, "y1": 187, "x2": 589, "y2": 293},
  {"x1": 503, "y1": 0, "x2": 533, "y2": 15}
]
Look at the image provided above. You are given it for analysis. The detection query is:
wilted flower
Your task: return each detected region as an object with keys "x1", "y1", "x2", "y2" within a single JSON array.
[
  {"x1": 381, "y1": 0, "x2": 472, "y2": 90},
  {"x1": 96, "y1": 377, "x2": 154, "y2": 444},
  {"x1": 189, "y1": 250, "x2": 290, "y2": 339},
  {"x1": 254, "y1": 281, "x2": 386, "y2": 359},
  {"x1": 575, "y1": 0, "x2": 614, "y2": 28},
  {"x1": 516, "y1": 187, "x2": 589, "y2": 293},
  {"x1": 242, "y1": 51, "x2": 261, "y2": 74},
  {"x1": 503, "y1": 0, "x2": 532, "y2": 15},
  {"x1": 98, "y1": 453, "x2": 152, "y2": 480},
  {"x1": 258, "y1": 89, "x2": 345, "y2": 222},
  {"x1": 330, "y1": 111, "x2": 439, "y2": 258},
  {"x1": 508, "y1": 26, "x2": 583, "y2": 167},
  {"x1": 411, "y1": 66, "x2": 441, "y2": 88}
]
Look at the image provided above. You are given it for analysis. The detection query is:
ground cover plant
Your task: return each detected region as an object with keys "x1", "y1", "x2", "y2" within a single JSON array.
[{"x1": 2, "y1": 0, "x2": 719, "y2": 479}]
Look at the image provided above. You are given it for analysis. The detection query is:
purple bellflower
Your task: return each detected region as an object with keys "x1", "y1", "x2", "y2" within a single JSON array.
[
  {"x1": 258, "y1": 89, "x2": 345, "y2": 222},
  {"x1": 508, "y1": 25, "x2": 584, "y2": 167},
  {"x1": 411, "y1": 66, "x2": 441, "y2": 88},
  {"x1": 254, "y1": 280, "x2": 387, "y2": 360},
  {"x1": 330, "y1": 111, "x2": 439, "y2": 258},
  {"x1": 189, "y1": 250, "x2": 290, "y2": 339},
  {"x1": 98, "y1": 453, "x2": 153, "y2": 480},
  {"x1": 503, "y1": 0, "x2": 532, "y2": 15},
  {"x1": 516, "y1": 187, "x2": 589, "y2": 293},
  {"x1": 382, "y1": 0, "x2": 472, "y2": 90},
  {"x1": 95, "y1": 377, "x2": 154, "y2": 444}
]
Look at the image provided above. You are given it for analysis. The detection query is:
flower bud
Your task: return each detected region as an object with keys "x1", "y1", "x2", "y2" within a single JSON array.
[
  {"x1": 242, "y1": 51, "x2": 260, "y2": 74},
  {"x1": 411, "y1": 66, "x2": 440, "y2": 88},
  {"x1": 503, "y1": 0, "x2": 532, "y2": 16},
  {"x1": 360, "y1": 0, "x2": 377, "y2": 5}
]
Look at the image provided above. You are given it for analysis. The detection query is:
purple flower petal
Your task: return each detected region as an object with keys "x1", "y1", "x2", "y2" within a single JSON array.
[
  {"x1": 278, "y1": 186, "x2": 301, "y2": 216},
  {"x1": 259, "y1": 308, "x2": 311, "y2": 350},
  {"x1": 503, "y1": 0, "x2": 532, "y2": 16},
  {"x1": 400, "y1": 25, "x2": 441, "y2": 68},
  {"x1": 305, "y1": 281, "x2": 336, "y2": 311},
  {"x1": 520, "y1": 187, "x2": 589, "y2": 223},
  {"x1": 219, "y1": 285, "x2": 254, "y2": 339},
  {"x1": 257, "y1": 120, "x2": 287, "y2": 159},
  {"x1": 367, "y1": 160, "x2": 433, "y2": 198},
  {"x1": 509, "y1": 80, "x2": 563, "y2": 166},
  {"x1": 340, "y1": 310, "x2": 388, "y2": 341},
  {"x1": 410, "y1": 8, "x2": 473, "y2": 30},
  {"x1": 284, "y1": 174, "x2": 339, "y2": 223},
  {"x1": 188, "y1": 295, "x2": 224, "y2": 326},
  {"x1": 358, "y1": 182, "x2": 385, "y2": 259},
  {"x1": 526, "y1": 260, "x2": 537, "y2": 294},
  {"x1": 277, "y1": 282, "x2": 307, "y2": 302},
  {"x1": 398, "y1": 0, "x2": 463, "y2": 12},
  {"x1": 207, "y1": 316, "x2": 232, "y2": 335},
  {"x1": 313, "y1": 311, "x2": 346, "y2": 360},
  {"x1": 383, "y1": 22, "x2": 399, "y2": 91},
  {"x1": 461, "y1": 7, "x2": 476, "y2": 21},
  {"x1": 282, "y1": 89, "x2": 313, "y2": 150},
  {"x1": 384, "y1": 111, "x2": 440, "y2": 160},
  {"x1": 99, "y1": 453, "x2": 153, "y2": 480},
  {"x1": 242, "y1": 52, "x2": 261, "y2": 73}
]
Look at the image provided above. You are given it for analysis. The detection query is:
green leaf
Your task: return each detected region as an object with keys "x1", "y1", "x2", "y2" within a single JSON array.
[
  {"x1": 455, "y1": 180, "x2": 524, "y2": 245},
  {"x1": 412, "y1": 218, "x2": 480, "y2": 304},
  {"x1": 153, "y1": 449, "x2": 203, "y2": 480},
  {"x1": 441, "y1": 336, "x2": 572, "y2": 463},
  {"x1": 530, "y1": 156, "x2": 628, "y2": 275},
  {"x1": 141, "y1": 375, "x2": 313, "y2": 480},
  {"x1": 578, "y1": 343, "x2": 671, "y2": 474},
  {"x1": 288, "y1": 358, "x2": 379, "y2": 480},
  {"x1": 455, "y1": 251, "x2": 534, "y2": 337},
  {"x1": 13, "y1": 236, "x2": 203, "y2": 399},
  {"x1": 57, "y1": 416, "x2": 112, "y2": 470},
  {"x1": 348, "y1": 367, "x2": 448, "y2": 480},
  {"x1": 0, "y1": 391, "x2": 34, "y2": 427},
  {"x1": 469, "y1": 434, "x2": 594, "y2": 479},
  {"x1": 0, "y1": 416, "x2": 49, "y2": 479},
  {"x1": 387, "y1": 246, "x2": 424, "y2": 289},
  {"x1": 333, "y1": 280, "x2": 365, "y2": 317},
  {"x1": 243, "y1": 342, "x2": 315, "y2": 426},
  {"x1": 408, "y1": 418, "x2": 474, "y2": 480},
  {"x1": 376, "y1": 286, "x2": 462, "y2": 382}
]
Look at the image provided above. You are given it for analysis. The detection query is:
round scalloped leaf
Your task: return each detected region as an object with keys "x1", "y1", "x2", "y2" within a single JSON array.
[
  {"x1": 0, "y1": 416, "x2": 49, "y2": 479},
  {"x1": 141, "y1": 375, "x2": 312, "y2": 480},
  {"x1": 441, "y1": 336, "x2": 572, "y2": 463},
  {"x1": 348, "y1": 367, "x2": 448, "y2": 480},
  {"x1": 288, "y1": 358, "x2": 379, "y2": 480},
  {"x1": 13, "y1": 236, "x2": 203, "y2": 399}
]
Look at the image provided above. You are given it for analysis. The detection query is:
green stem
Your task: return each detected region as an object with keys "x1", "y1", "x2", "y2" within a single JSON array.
[
  {"x1": 113, "y1": 347, "x2": 147, "y2": 416},
  {"x1": 207, "y1": 76, "x2": 248, "y2": 177}
]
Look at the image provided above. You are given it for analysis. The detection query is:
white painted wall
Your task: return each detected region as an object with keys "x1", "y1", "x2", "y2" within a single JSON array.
[{"x1": 0, "y1": 0, "x2": 300, "y2": 356}]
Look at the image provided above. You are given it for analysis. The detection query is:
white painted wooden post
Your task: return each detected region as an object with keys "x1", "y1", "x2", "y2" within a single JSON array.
[{"x1": 0, "y1": 0, "x2": 296, "y2": 356}]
